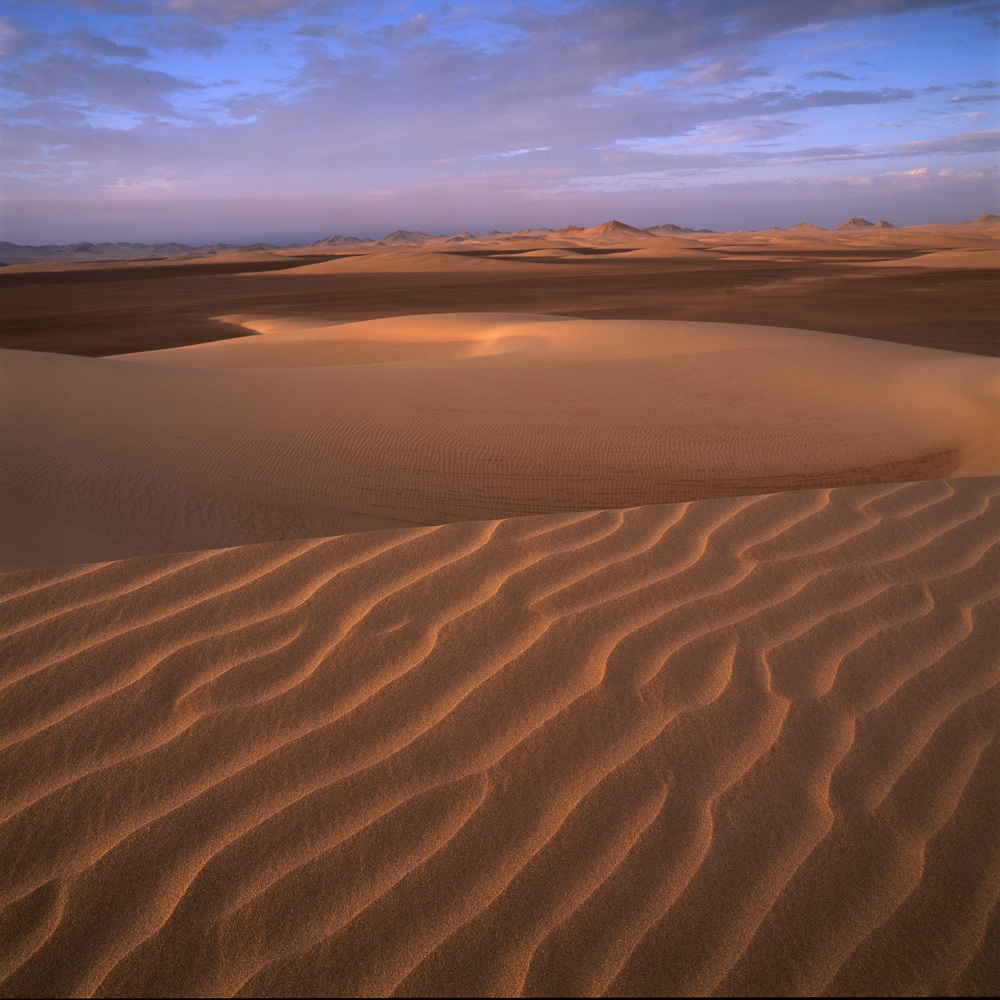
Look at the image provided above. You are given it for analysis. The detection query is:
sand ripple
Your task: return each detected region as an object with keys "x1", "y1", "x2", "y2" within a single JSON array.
[{"x1": 0, "y1": 476, "x2": 997, "y2": 996}]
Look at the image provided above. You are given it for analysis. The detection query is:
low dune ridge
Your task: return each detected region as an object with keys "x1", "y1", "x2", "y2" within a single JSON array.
[
  {"x1": 857, "y1": 248, "x2": 1000, "y2": 269},
  {"x1": 267, "y1": 248, "x2": 537, "y2": 274},
  {"x1": 2, "y1": 313, "x2": 998, "y2": 570},
  {"x1": 517, "y1": 247, "x2": 588, "y2": 258},
  {"x1": 0, "y1": 476, "x2": 997, "y2": 996}
]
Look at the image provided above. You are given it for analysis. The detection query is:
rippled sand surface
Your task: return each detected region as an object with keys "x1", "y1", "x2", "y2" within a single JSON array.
[{"x1": 1, "y1": 477, "x2": 997, "y2": 996}]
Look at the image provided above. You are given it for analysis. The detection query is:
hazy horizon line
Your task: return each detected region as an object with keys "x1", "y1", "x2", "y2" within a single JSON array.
[{"x1": 4, "y1": 210, "x2": 998, "y2": 251}]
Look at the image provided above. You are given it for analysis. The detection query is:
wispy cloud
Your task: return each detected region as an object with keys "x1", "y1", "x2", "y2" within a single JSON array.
[
  {"x1": 1, "y1": 50, "x2": 204, "y2": 118},
  {"x1": 897, "y1": 129, "x2": 1000, "y2": 153},
  {"x1": 480, "y1": 147, "x2": 552, "y2": 158},
  {"x1": 1, "y1": 0, "x2": 996, "y2": 241},
  {"x1": 804, "y1": 69, "x2": 853, "y2": 81},
  {"x1": 141, "y1": 18, "x2": 227, "y2": 53}
]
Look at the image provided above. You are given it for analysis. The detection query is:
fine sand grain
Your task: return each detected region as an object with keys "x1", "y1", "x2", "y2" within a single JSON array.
[{"x1": 0, "y1": 477, "x2": 997, "y2": 996}]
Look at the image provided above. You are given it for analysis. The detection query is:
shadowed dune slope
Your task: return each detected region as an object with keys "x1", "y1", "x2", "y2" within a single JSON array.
[
  {"x1": 2, "y1": 314, "x2": 998, "y2": 570},
  {"x1": 0, "y1": 477, "x2": 997, "y2": 997}
]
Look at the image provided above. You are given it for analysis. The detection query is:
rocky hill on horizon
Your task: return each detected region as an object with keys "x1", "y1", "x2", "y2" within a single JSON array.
[{"x1": 4, "y1": 213, "x2": 999, "y2": 264}]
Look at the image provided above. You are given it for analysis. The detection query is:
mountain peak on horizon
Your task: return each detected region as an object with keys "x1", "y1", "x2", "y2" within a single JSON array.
[
  {"x1": 833, "y1": 217, "x2": 876, "y2": 229},
  {"x1": 313, "y1": 234, "x2": 372, "y2": 246},
  {"x1": 378, "y1": 229, "x2": 437, "y2": 245},
  {"x1": 557, "y1": 219, "x2": 654, "y2": 239}
]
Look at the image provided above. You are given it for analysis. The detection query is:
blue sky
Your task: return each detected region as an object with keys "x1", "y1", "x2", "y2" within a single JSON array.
[{"x1": 1, "y1": 0, "x2": 997, "y2": 243}]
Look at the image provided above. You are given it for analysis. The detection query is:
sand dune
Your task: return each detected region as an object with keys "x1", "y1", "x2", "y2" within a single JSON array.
[
  {"x1": 517, "y1": 247, "x2": 587, "y2": 257},
  {"x1": 3, "y1": 313, "x2": 998, "y2": 570},
  {"x1": 680, "y1": 224, "x2": 1000, "y2": 254},
  {"x1": 0, "y1": 476, "x2": 996, "y2": 996},
  {"x1": 269, "y1": 248, "x2": 537, "y2": 274},
  {"x1": 609, "y1": 242, "x2": 710, "y2": 257},
  {"x1": 859, "y1": 248, "x2": 1000, "y2": 269},
  {"x1": 0, "y1": 250, "x2": 297, "y2": 275}
]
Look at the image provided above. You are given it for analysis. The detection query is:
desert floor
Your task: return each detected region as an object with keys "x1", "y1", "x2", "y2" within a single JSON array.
[{"x1": 1, "y1": 222, "x2": 998, "y2": 996}]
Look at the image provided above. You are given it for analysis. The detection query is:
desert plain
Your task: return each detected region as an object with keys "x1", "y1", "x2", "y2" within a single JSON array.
[{"x1": 1, "y1": 216, "x2": 998, "y2": 996}]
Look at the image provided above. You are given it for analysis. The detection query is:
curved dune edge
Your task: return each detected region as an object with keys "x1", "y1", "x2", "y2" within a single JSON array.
[
  {"x1": 263, "y1": 248, "x2": 543, "y2": 274},
  {"x1": 856, "y1": 248, "x2": 1000, "y2": 269},
  {"x1": 3, "y1": 313, "x2": 999, "y2": 571},
  {"x1": 1, "y1": 477, "x2": 998, "y2": 997}
]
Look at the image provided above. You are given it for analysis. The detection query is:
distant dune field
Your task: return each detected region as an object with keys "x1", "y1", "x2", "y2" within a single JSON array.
[
  {"x1": 2, "y1": 220, "x2": 999, "y2": 358},
  {"x1": 1, "y1": 224, "x2": 998, "y2": 997}
]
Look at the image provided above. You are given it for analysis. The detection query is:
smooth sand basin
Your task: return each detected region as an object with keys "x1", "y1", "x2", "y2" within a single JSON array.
[
  {"x1": 2, "y1": 313, "x2": 998, "y2": 570},
  {"x1": 0, "y1": 477, "x2": 997, "y2": 996}
]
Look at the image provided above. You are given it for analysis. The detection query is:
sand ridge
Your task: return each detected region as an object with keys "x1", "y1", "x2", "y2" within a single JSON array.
[
  {"x1": 856, "y1": 247, "x2": 1000, "y2": 269},
  {"x1": 265, "y1": 248, "x2": 546, "y2": 274},
  {"x1": 0, "y1": 477, "x2": 997, "y2": 996},
  {"x1": 2, "y1": 313, "x2": 998, "y2": 570}
]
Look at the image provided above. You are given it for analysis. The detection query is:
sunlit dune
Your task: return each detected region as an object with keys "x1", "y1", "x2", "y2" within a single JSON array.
[
  {"x1": 0, "y1": 476, "x2": 997, "y2": 996},
  {"x1": 605, "y1": 242, "x2": 710, "y2": 257},
  {"x1": 268, "y1": 248, "x2": 538, "y2": 274},
  {"x1": 857, "y1": 248, "x2": 1000, "y2": 269},
  {"x1": 2, "y1": 312, "x2": 997, "y2": 571},
  {"x1": 517, "y1": 247, "x2": 587, "y2": 257}
]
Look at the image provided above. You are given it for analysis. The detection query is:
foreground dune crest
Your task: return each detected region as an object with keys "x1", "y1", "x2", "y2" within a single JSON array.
[
  {"x1": 0, "y1": 477, "x2": 997, "y2": 996},
  {"x1": 2, "y1": 313, "x2": 998, "y2": 570}
]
